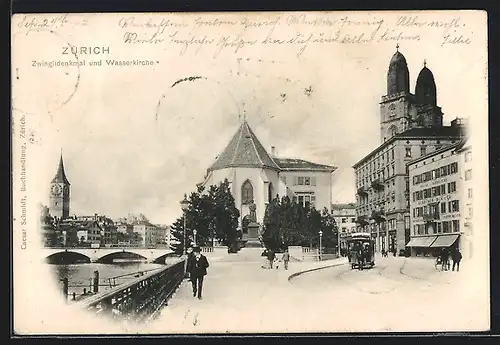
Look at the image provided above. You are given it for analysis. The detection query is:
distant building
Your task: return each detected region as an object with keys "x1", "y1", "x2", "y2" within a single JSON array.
[
  {"x1": 407, "y1": 137, "x2": 472, "y2": 259},
  {"x1": 200, "y1": 120, "x2": 337, "y2": 244},
  {"x1": 49, "y1": 154, "x2": 71, "y2": 220},
  {"x1": 353, "y1": 47, "x2": 466, "y2": 255},
  {"x1": 456, "y1": 136, "x2": 473, "y2": 260},
  {"x1": 115, "y1": 221, "x2": 134, "y2": 235},
  {"x1": 133, "y1": 222, "x2": 164, "y2": 247},
  {"x1": 58, "y1": 217, "x2": 102, "y2": 246},
  {"x1": 331, "y1": 203, "x2": 356, "y2": 255}
]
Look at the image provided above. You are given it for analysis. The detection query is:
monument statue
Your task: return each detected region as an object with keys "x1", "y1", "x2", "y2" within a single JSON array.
[{"x1": 249, "y1": 200, "x2": 257, "y2": 223}]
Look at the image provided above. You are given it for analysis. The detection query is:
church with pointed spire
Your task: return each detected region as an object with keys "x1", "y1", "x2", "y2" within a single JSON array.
[
  {"x1": 353, "y1": 46, "x2": 466, "y2": 255},
  {"x1": 49, "y1": 153, "x2": 71, "y2": 220},
  {"x1": 200, "y1": 120, "x2": 337, "y2": 243}
]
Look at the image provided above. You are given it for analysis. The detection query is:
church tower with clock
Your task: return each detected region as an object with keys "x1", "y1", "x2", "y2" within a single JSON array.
[{"x1": 49, "y1": 153, "x2": 71, "y2": 220}]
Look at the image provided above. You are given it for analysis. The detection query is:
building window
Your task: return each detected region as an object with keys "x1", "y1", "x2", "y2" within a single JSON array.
[
  {"x1": 442, "y1": 221, "x2": 451, "y2": 233},
  {"x1": 241, "y1": 180, "x2": 253, "y2": 205},
  {"x1": 295, "y1": 193, "x2": 315, "y2": 208},
  {"x1": 450, "y1": 162, "x2": 458, "y2": 174},
  {"x1": 452, "y1": 220, "x2": 460, "y2": 232},
  {"x1": 465, "y1": 151, "x2": 472, "y2": 162},
  {"x1": 448, "y1": 200, "x2": 460, "y2": 213},
  {"x1": 341, "y1": 218, "x2": 347, "y2": 223},
  {"x1": 420, "y1": 146, "x2": 427, "y2": 156},
  {"x1": 268, "y1": 182, "x2": 274, "y2": 203},
  {"x1": 468, "y1": 188, "x2": 473, "y2": 199},
  {"x1": 391, "y1": 148, "x2": 394, "y2": 160},
  {"x1": 465, "y1": 169, "x2": 472, "y2": 181},
  {"x1": 405, "y1": 147, "x2": 412, "y2": 158},
  {"x1": 440, "y1": 202, "x2": 446, "y2": 214},
  {"x1": 447, "y1": 182, "x2": 457, "y2": 193}
]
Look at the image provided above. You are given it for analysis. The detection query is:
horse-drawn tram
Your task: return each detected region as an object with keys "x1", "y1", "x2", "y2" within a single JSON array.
[{"x1": 347, "y1": 232, "x2": 375, "y2": 270}]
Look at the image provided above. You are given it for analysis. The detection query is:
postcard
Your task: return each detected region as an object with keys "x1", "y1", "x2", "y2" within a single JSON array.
[{"x1": 11, "y1": 10, "x2": 489, "y2": 335}]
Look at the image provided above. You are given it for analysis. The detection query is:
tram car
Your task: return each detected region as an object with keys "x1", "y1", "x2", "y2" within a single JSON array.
[{"x1": 347, "y1": 232, "x2": 375, "y2": 269}]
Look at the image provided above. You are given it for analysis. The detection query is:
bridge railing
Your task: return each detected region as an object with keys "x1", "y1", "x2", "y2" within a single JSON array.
[{"x1": 70, "y1": 258, "x2": 186, "y2": 323}]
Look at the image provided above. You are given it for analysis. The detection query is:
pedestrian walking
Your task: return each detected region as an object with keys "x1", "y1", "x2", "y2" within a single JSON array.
[
  {"x1": 186, "y1": 246, "x2": 210, "y2": 300},
  {"x1": 452, "y1": 248, "x2": 462, "y2": 272},
  {"x1": 440, "y1": 248, "x2": 450, "y2": 271},
  {"x1": 282, "y1": 249, "x2": 290, "y2": 270},
  {"x1": 266, "y1": 249, "x2": 276, "y2": 269}
]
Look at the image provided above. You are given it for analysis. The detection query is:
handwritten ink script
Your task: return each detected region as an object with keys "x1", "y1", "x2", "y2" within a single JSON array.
[
  {"x1": 114, "y1": 13, "x2": 473, "y2": 58},
  {"x1": 15, "y1": 14, "x2": 89, "y2": 36}
]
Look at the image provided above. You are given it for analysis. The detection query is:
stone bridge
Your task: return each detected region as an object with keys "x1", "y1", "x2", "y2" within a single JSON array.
[{"x1": 42, "y1": 247, "x2": 175, "y2": 264}]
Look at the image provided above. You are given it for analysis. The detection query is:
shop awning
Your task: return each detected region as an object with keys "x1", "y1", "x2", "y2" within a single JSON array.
[
  {"x1": 430, "y1": 234, "x2": 460, "y2": 248},
  {"x1": 406, "y1": 236, "x2": 438, "y2": 247}
]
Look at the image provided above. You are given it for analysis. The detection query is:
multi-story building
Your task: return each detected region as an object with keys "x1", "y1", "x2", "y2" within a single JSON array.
[
  {"x1": 352, "y1": 47, "x2": 465, "y2": 255},
  {"x1": 133, "y1": 222, "x2": 164, "y2": 247},
  {"x1": 456, "y1": 137, "x2": 473, "y2": 260},
  {"x1": 115, "y1": 221, "x2": 134, "y2": 235},
  {"x1": 407, "y1": 141, "x2": 462, "y2": 256},
  {"x1": 331, "y1": 203, "x2": 356, "y2": 255},
  {"x1": 407, "y1": 135, "x2": 472, "y2": 259}
]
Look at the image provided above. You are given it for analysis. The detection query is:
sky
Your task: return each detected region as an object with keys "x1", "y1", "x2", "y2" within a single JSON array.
[{"x1": 12, "y1": 11, "x2": 487, "y2": 226}]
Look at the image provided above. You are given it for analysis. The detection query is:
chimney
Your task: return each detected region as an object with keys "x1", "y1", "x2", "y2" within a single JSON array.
[{"x1": 271, "y1": 146, "x2": 276, "y2": 157}]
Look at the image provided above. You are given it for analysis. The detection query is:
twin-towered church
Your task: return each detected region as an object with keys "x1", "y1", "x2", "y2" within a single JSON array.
[{"x1": 199, "y1": 120, "x2": 337, "y2": 241}]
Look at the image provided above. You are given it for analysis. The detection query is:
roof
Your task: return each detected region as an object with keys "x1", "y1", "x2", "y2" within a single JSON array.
[
  {"x1": 406, "y1": 141, "x2": 463, "y2": 166},
  {"x1": 331, "y1": 203, "x2": 356, "y2": 210},
  {"x1": 353, "y1": 125, "x2": 463, "y2": 168},
  {"x1": 51, "y1": 154, "x2": 71, "y2": 185},
  {"x1": 208, "y1": 120, "x2": 280, "y2": 172},
  {"x1": 389, "y1": 50, "x2": 408, "y2": 67},
  {"x1": 58, "y1": 219, "x2": 100, "y2": 230},
  {"x1": 274, "y1": 158, "x2": 337, "y2": 172},
  {"x1": 394, "y1": 126, "x2": 461, "y2": 139}
]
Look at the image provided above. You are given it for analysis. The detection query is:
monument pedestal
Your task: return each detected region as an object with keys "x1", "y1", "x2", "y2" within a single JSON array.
[{"x1": 244, "y1": 222, "x2": 263, "y2": 248}]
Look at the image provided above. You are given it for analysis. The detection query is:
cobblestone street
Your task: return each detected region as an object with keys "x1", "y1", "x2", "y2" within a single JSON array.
[{"x1": 149, "y1": 250, "x2": 488, "y2": 334}]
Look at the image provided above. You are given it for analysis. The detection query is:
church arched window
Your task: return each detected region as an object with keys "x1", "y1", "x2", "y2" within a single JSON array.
[
  {"x1": 388, "y1": 125, "x2": 398, "y2": 138},
  {"x1": 417, "y1": 116, "x2": 425, "y2": 127},
  {"x1": 241, "y1": 180, "x2": 253, "y2": 205},
  {"x1": 268, "y1": 183, "x2": 274, "y2": 203}
]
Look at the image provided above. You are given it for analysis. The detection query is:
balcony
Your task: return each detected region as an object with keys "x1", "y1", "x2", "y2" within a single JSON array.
[
  {"x1": 370, "y1": 209, "x2": 386, "y2": 223},
  {"x1": 423, "y1": 212, "x2": 439, "y2": 222},
  {"x1": 371, "y1": 179, "x2": 384, "y2": 191},
  {"x1": 355, "y1": 215, "x2": 369, "y2": 226},
  {"x1": 357, "y1": 186, "x2": 368, "y2": 196}
]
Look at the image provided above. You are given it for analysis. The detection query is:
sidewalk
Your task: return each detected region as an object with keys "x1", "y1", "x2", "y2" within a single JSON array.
[{"x1": 149, "y1": 256, "x2": 348, "y2": 333}]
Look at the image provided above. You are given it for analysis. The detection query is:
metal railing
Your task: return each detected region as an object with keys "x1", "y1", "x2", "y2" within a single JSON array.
[{"x1": 71, "y1": 259, "x2": 186, "y2": 323}]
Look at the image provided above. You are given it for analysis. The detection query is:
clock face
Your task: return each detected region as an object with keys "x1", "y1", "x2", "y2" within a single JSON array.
[
  {"x1": 51, "y1": 184, "x2": 62, "y2": 196},
  {"x1": 63, "y1": 185, "x2": 69, "y2": 196}
]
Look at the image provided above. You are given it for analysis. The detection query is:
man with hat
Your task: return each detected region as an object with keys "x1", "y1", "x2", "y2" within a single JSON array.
[{"x1": 186, "y1": 246, "x2": 210, "y2": 300}]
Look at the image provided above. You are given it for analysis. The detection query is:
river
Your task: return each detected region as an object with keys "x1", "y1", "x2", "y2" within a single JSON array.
[{"x1": 50, "y1": 261, "x2": 168, "y2": 299}]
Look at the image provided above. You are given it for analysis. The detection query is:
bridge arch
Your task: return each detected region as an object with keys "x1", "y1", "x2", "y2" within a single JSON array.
[
  {"x1": 95, "y1": 251, "x2": 147, "y2": 264},
  {"x1": 46, "y1": 251, "x2": 91, "y2": 264}
]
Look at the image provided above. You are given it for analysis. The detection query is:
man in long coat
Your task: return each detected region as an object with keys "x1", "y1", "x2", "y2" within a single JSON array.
[{"x1": 186, "y1": 246, "x2": 210, "y2": 300}]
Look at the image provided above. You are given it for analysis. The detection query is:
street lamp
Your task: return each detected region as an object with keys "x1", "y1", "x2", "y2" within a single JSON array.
[
  {"x1": 180, "y1": 194, "x2": 189, "y2": 256},
  {"x1": 193, "y1": 229, "x2": 197, "y2": 247},
  {"x1": 318, "y1": 230, "x2": 323, "y2": 261}
]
